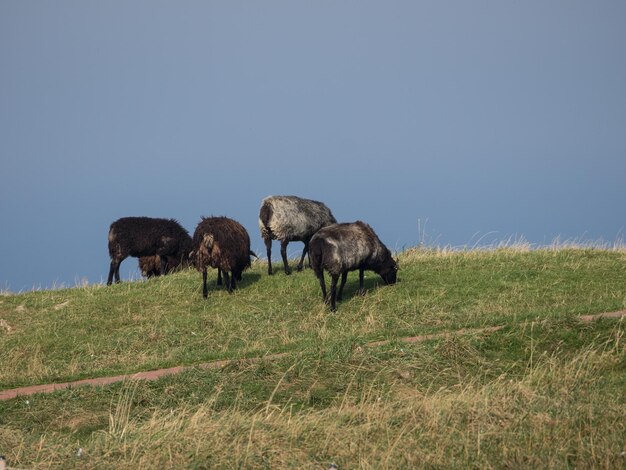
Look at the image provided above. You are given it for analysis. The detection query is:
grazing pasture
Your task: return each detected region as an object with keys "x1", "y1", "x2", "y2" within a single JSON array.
[{"x1": 1, "y1": 247, "x2": 625, "y2": 468}]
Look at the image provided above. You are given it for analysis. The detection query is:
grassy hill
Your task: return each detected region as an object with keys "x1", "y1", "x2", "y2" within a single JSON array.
[{"x1": 1, "y1": 247, "x2": 625, "y2": 468}]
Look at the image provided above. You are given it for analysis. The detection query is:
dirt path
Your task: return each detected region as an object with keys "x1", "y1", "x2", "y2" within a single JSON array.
[{"x1": 1, "y1": 310, "x2": 624, "y2": 401}]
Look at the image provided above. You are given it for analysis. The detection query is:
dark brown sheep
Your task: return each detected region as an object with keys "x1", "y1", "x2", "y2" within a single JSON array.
[
  {"x1": 138, "y1": 254, "x2": 189, "y2": 278},
  {"x1": 258, "y1": 195, "x2": 336, "y2": 275},
  {"x1": 107, "y1": 217, "x2": 192, "y2": 285},
  {"x1": 309, "y1": 221, "x2": 398, "y2": 312},
  {"x1": 192, "y1": 216, "x2": 254, "y2": 298}
]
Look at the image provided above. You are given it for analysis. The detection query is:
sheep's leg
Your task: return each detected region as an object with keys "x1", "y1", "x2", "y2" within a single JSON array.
[
  {"x1": 281, "y1": 240, "x2": 291, "y2": 275},
  {"x1": 329, "y1": 274, "x2": 340, "y2": 312},
  {"x1": 337, "y1": 271, "x2": 348, "y2": 301},
  {"x1": 107, "y1": 261, "x2": 118, "y2": 285},
  {"x1": 264, "y1": 238, "x2": 273, "y2": 275},
  {"x1": 230, "y1": 271, "x2": 237, "y2": 291},
  {"x1": 358, "y1": 268, "x2": 365, "y2": 295},
  {"x1": 114, "y1": 259, "x2": 122, "y2": 283},
  {"x1": 296, "y1": 242, "x2": 309, "y2": 272},
  {"x1": 217, "y1": 269, "x2": 223, "y2": 286},
  {"x1": 159, "y1": 255, "x2": 168, "y2": 276},
  {"x1": 317, "y1": 270, "x2": 328, "y2": 303},
  {"x1": 202, "y1": 269, "x2": 208, "y2": 298},
  {"x1": 222, "y1": 271, "x2": 232, "y2": 293}
]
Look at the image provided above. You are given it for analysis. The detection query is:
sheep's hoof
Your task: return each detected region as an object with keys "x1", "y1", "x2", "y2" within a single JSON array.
[
  {"x1": 285, "y1": 269, "x2": 292, "y2": 275},
  {"x1": 296, "y1": 265, "x2": 304, "y2": 272},
  {"x1": 359, "y1": 289, "x2": 366, "y2": 296},
  {"x1": 330, "y1": 305, "x2": 337, "y2": 313}
]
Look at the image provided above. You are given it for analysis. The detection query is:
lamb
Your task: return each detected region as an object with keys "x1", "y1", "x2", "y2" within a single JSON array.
[
  {"x1": 258, "y1": 195, "x2": 337, "y2": 275},
  {"x1": 309, "y1": 221, "x2": 398, "y2": 312},
  {"x1": 107, "y1": 217, "x2": 192, "y2": 285},
  {"x1": 192, "y1": 216, "x2": 254, "y2": 298},
  {"x1": 138, "y1": 254, "x2": 188, "y2": 278}
]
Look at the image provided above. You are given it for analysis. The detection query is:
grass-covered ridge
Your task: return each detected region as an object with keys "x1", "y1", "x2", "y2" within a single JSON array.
[
  {"x1": 1, "y1": 247, "x2": 624, "y2": 389},
  {"x1": 1, "y1": 247, "x2": 625, "y2": 468}
]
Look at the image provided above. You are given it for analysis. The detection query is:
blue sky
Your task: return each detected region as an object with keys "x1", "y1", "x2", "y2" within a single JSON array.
[{"x1": 1, "y1": 1, "x2": 625, "y2": 291}]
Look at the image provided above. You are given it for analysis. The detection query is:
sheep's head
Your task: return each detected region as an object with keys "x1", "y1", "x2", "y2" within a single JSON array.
[{"x1": 379, "y1": 257, "x2": 399, "y2": 285}]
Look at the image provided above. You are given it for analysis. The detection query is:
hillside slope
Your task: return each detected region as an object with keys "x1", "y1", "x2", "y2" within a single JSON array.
[{"x1": 1, "y1": 248, "x2": 625, "y2": 468}]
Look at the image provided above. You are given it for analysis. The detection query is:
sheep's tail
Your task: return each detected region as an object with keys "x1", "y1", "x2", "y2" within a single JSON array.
[
  {"x1": 249, "y1": 250, "x2": 259, "y2": 259},
  {"x1": 308, "y1": 236, "x2": 325, "y2": 276},
  {"x1": 258, "y1": 201, "x2": 274, "y2": 240}
]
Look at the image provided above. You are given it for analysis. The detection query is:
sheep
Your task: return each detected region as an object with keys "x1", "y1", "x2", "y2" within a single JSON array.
[
  {"x1": 139, "y1": 255, "x2": 240, "y2": 286},
  {"x1": 138, "y1": 254, "x2": 188, "y2": 278},
  {"x1": 258, "y1": 195, "x2": 337, "y2": 275},
  {"x1": 107, "y1": 217, "x2": 192, "y2": 285},
  {"x1": 309, "y1": 221, "x2": 398, "y2": 312},
  {"x1": 192, "y1": 216, "x2": 254, "y2": 298}
]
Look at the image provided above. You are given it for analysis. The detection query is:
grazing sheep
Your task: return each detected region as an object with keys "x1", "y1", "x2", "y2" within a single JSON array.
[
  {"x1": 138, "y1": 254, "x2": 188, "y2": 278},
  {"x1": 309, "y1": 221, "x2": 398, "y2": 312},
  {"x1": 192, "y1": 216, "x2": 254, "y2": 298},
  {"x1": 107, "y1": 217, "x2": 192, "y2": 285},
  {"x1": 258, "y1": 195, "x2": 337, "y2": 275}
]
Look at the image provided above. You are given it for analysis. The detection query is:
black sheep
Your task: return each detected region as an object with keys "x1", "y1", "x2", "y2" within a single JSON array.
[
  {"x1": 192, "y1": 216, "x2": 254, "y2": 298},
  {"x1": 258, "y1": 195, "x2": 336, "y2": 275},
  {"x1": 107, "y1": 217, "x2": 192, "y2": 285},
  {"x1": 309, "y1": 221, "x2": 398, "y2": 312}
]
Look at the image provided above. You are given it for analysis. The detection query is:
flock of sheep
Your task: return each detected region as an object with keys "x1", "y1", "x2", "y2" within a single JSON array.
[{"x1": 106, "y1": 195, "x2": 398, "y2": 311}]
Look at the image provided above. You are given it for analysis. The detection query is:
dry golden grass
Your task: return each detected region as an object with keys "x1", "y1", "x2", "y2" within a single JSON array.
[{"x1": 4, "y1": 330, "x2": 623, "y2": 469}]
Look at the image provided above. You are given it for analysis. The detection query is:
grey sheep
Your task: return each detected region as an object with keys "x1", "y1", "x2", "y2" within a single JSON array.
[
  {"x1": 309, "y1": 221, "x2": 398, "y2": 312},
  {"x1": 107, "y1": 217, "x2": 192, "y2": 285},
  {"x1": 258, "y1": 195, "x2": 336, "y2": 275}
]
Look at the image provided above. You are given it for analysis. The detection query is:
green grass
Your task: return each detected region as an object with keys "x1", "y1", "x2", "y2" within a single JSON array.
[{"x1": 1, "y1": 247, "x2": 625, "y2": 468}]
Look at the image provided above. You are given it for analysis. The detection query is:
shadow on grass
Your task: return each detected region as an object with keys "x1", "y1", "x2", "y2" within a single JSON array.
[
  {"x1": 340, "y1": 276, "x2": 384, "y2": 300},
  {"x1": 189, "y1": 271, "x2": 263, "y2": 296},
  {"x1": 310, "y1": 274, "x2": 390, "y2": 307},
  {"x1": 240, "y1": 272, "x2": 262, "y2": 287}
]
